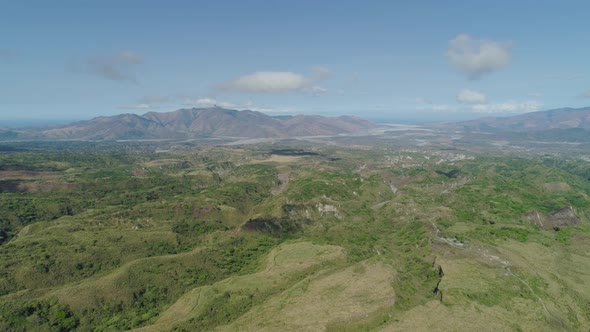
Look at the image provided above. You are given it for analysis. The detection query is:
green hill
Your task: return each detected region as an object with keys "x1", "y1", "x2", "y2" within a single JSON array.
[{"x1": 1, "y1": 141, "x2": 589, "y2": 331}]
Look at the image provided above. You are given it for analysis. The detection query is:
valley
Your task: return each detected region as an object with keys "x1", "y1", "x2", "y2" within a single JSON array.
[
  {"x1": 1, "y1": 126, "x2": 589, "y2": 330},
  {"x1": 4, "y1": 2, "x2": 590, "y2": 330}
]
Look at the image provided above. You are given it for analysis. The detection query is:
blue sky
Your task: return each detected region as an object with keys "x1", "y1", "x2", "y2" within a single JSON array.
[{"x1": 1, "y1": 0, "x2": 589, "y2": 124}]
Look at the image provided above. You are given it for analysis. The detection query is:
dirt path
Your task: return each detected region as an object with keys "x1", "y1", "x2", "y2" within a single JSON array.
[
  {"x1": 271, "y1": 168, "x2": 290, "y2": 195},
  {"x1": 506, "y1": 267, "x2": 550, "y2": 316}
]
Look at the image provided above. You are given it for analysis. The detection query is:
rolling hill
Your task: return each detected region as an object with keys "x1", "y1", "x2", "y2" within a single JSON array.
[{"x1": 1, "y1": 142, "x2": 590, "y2": 331}]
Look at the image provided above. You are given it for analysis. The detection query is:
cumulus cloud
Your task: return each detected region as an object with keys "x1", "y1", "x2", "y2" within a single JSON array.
[
  {"x1": 311, "y1": 65, "x2": 333, "y2": 81},
  {"x1": 74, "y1": 50, "x2": 143, "y2": 83},
  {"x1": 181, "y1": 97, "x2": 237, "y2": 109},
  {"x1": 447, "y1": 34, "x2": 511, "y2": 79},
  {"x1": 456, "y1": 89, "x2": 488, "y2": 104},
  {"x1": 182, "y1": 97, "x2": 294, "y2": 113},
  {"x1": 472, "y1": 101, "x2": 541, "y2": 113},
  {"x1": 220, "y1": 71, "x2": 308, "y2": 93},
  {"x1": 307, "y1": 85, "x2": 328, "y2": 96},
  {"x1": 122, "y1": 92, "x2": 296, "y2": 115},
  {"x1": 218, "y1": 67, "x2": 331, "y2": 94}
]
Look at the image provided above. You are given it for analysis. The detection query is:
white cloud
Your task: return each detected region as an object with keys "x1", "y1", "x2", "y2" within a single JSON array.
[
  {"x1": 220, "y1": 71, "x2": 308, "y2": 93},
  {"x1": 184, "y1": 98, "x2": 295, "y2": 114},
  {"x1": 311, "y1": 65, "x2": 333, "y2": 81},
  {"x1": 121, "y1": 93, "x2": 296, "y2": 115},
  {"x1": 219, "y1": 67, "x2": 331, "y2": 94},
  {"x1": 307, "y1": 85, "x2": 328, "y2": 95},
  {"x1": 182, "y1": 97, "x2": 236, "y2": 109},
  {"x1": 447, "y1": 34, "x2": 511, "y2": 79},
  {"x1": 472, "y1": 101, "x2": 541, "y2": 113},
  {"x1": 456, "y1": 89, "x2": 487, "y2": 104},
  {"x1": 528, "y1": 92, "x2": 542, "y2": 97}
]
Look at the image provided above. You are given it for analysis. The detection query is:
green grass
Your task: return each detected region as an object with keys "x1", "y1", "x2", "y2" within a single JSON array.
[{"x1": 0, "y1": 142, "x2": 589, "y2": 331}]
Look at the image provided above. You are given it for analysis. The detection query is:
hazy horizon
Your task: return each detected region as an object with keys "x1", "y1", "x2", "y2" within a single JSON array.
[{"x1": 1, "y1": 104, "x2": 569, "y2": 128}]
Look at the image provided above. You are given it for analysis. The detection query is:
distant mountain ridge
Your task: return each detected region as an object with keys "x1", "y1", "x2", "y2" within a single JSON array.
[
  {"x1": 5, "y1": 106, "x2": 589, "y2": 142},
  {"x1": 2, "y1": 107, "x2": 377, "y2": 140},
  {"x1": 445, "y1": 106, "x2": 590, "y2": 133}
]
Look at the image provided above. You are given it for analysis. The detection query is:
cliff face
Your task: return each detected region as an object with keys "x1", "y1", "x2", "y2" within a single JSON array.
[
  {"x1": 549, "y1": 206, "x2": 580, "y2": 226},
  {"x1": 524, "y1": 206, "x2": 580, "y2": 229}
]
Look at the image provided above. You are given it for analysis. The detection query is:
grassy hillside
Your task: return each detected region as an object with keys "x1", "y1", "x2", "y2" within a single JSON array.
[{"x1": 0, "y1": 141, "x2": 589, "y2": 331}]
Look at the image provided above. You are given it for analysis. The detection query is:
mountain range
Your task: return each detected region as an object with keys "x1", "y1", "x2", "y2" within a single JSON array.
[
  {"x1": 444, "y1": 106, "x2": 590, "y2": 133},
  {"x1": 1, "y1": 106, "x2": 590, "y2": 141},
  {"x1": 0, "y1": 107, "x2": 376, "y2": 140}
]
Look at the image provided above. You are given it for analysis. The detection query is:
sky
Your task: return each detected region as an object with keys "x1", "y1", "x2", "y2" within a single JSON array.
[{"x1": 1, "y1": 0, "x2": 590, "y2": 124}]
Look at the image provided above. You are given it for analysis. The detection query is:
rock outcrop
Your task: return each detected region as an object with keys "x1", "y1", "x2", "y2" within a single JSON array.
[{"x1": 524, "y1": 206, "x2": 580, "y2": 229}]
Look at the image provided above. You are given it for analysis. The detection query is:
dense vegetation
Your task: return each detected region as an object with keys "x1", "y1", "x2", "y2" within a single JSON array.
[{"x1": 0, "y1": 141, "x2": 589, "y2": 331}]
